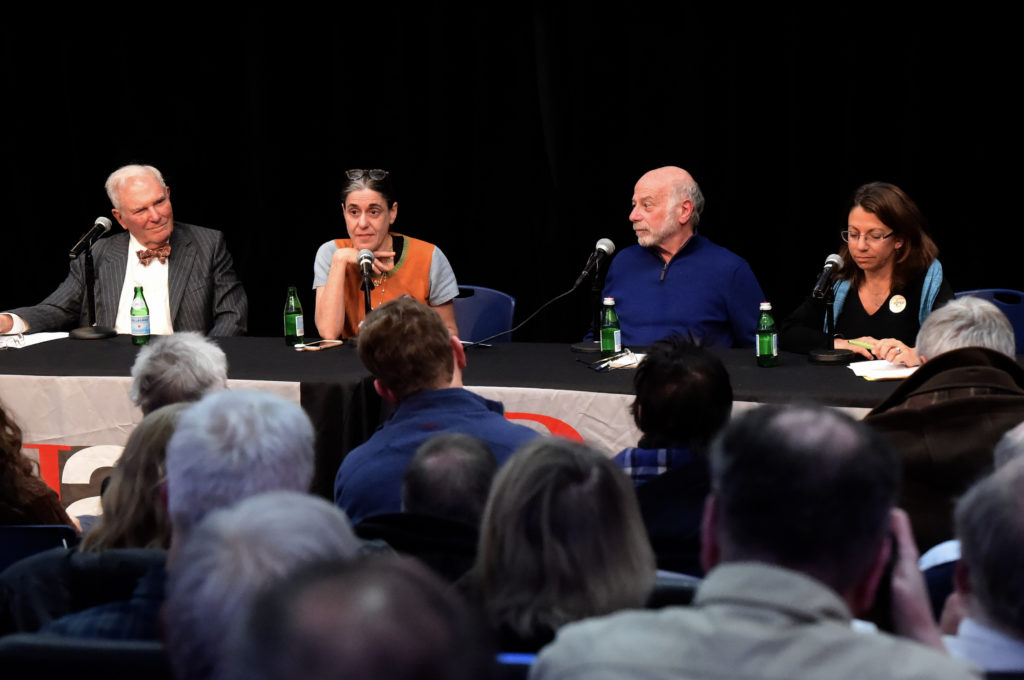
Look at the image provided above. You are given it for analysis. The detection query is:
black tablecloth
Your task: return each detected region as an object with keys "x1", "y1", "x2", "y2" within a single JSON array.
[
  {"x1": 2, "y1": 336, "x2": 901, "y2": 498},
  {"x1": 0, "y1": 336, "x2": 899, "y2": 406}
]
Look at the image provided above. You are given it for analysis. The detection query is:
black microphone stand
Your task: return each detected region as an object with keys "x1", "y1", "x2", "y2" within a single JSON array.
[
  {"x1": 570, "y1": 270, "x2": 604, "y2": 354},
  {"x1": 70, "y1": 243, "x2": 116, "y2": 340},
  {"x1": 361, "y1": 271, "x2": 374, "y2": 316},
  {"x1": 809, "y1": 286, "x2": 854, "y2": 365}
]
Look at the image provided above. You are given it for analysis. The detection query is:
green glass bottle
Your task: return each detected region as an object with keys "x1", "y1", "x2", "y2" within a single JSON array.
[
  {"x1": 131, "y1": 286, "x2": 150, "y2": 346},
  {"x1": 600, "y1": 296, "x2": 621, "y2": 357},
  {"x1": 756, "y1": 301, "x2": 778, "y2": 367},
  {"x1": 284, "y1": 286, "x2": 305, "y2": 346}
]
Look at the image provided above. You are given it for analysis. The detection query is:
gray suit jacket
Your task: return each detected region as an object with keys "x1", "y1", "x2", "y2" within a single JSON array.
[{"x1": 9, "y1": 222, "x2": 247, "y2": 336}]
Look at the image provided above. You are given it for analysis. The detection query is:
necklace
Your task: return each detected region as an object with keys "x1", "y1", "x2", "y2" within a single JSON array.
[
  {"x1": 863, "y1": 286, "x2": 890, "y2": 301},
  {"x1": 369, "y1": 235, "x2": 395, "y2": 308},
  {"x1": 861, "y1": 274, "x2": 892, "y2": 301},
  {"x1": 371, "y1": 269, "x2": 388, "y2": 307}
]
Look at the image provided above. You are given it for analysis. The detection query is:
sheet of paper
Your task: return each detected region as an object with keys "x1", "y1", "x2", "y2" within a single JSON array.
[
  {"x1": 610, "y1": 351, "x2": 643, "y2": 369},
  {"x1": 0, "y1": 332, "x2": 70, "y2": 349},
  {"x1": 847, "y1": 359, "x2": 917, "y2": 381}
]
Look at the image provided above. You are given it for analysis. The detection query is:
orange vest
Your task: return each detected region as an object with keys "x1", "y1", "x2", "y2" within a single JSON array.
[{"x1": 332, "y1": 233, "x2": 434, "y2": 337}]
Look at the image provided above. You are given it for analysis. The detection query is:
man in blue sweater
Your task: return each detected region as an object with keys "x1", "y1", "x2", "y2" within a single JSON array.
[
  {"x1": 334, "y1": 297, "x2": 539, "y2": 525},
  {"x1": 602, "y1": 166, "x2": 764, "y2": 347}
]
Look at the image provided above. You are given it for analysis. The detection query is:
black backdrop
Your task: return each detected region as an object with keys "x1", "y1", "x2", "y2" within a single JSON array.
[{"x1": 2, "y1": 7, "x2": 1019, "y2": 341}]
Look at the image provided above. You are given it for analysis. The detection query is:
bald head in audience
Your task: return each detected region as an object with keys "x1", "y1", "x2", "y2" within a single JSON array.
[
  {"x1": 401, "y1": 433, "x2": 497, "y2": 525},
  {"x1": 221, "y1": 554, "x2": 495, "y2": 680}
]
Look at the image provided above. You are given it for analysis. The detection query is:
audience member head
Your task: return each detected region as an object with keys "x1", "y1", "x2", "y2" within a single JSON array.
[
  {"x1": 164, "y1": 491, "x2": 362, "y2": 680},
  {"x1": 994, "y1": 420, "x2": 1024, "y2": 470},
  {"x1": 358, "y1": 297, "x2": 461, "y2": 402},
  {"x1": 401, "y1": 433, "x2": 497, "y2": 525},
  {"x1": 705, "y1": 403, "x2": 899, "y2": 600},
  {"x1": 955, "y1": 457, "x2": 1024, "y2": 640},
  {"x1": 165, "y1": 390, "x2": 314, "y2": 542},
  {"x1": 105, "y1": 164, "x2": 166, "y2": 210},
  {"x1": 79, "y1": 403, "x2": 188, "y2": 552},
  {"x1": 471, "y1": 437, "x2": 655, "y2": 642},
  {"x1": 915, "y1": 296, "x2": 1016, "y2": 362},
  {"x1": 630, "y1": 335, "x2": 733, "y2": 451},
  {"x1": 221, "y1": 554, "x2": 495, "y2": 680},
  {"x1": 0, "y1": 400, "x2": 36, "y2": 507},
  {"x1": 840, "y1": 181, "x2": 939, "y2": 290},
  {"x1": 129, "y1": 332, "x2": 228, "y2": 415}
]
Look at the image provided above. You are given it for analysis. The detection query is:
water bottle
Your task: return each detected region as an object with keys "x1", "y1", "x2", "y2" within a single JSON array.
[
  {"x1": 284, "y1": 286, "x2": 305, "y2": 346},
  {"x1": 131, "y1": 286, "x2": 150, "y2": 346},
  {"x1": 600, "y1": 297, "x2": 621, "y2": 357},
  {"x1": 756, "y1": 301, "x2": 778, "y2": 367}
]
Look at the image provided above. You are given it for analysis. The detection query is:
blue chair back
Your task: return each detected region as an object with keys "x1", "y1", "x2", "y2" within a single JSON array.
[
  {"x1": 0, "y1": 525, "x2": 78, "y2": 573},
  {"x1": 496, "y1": 652, "x2": 535, "y2": 679},
  {"x1": 954, "y1": 289, "x2": 1024, "y2": 354},
  {"x1": 453, "y1": 285, "x2": 516, "y2": 343}
]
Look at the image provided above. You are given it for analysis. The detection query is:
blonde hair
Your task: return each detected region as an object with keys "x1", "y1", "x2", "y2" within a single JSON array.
[
  {"x1": 470, "y1": 438, "x2": 655, "y2": 639},
  {"x1": 79, "y1": 403, "x2": 187, "y2": 552}
]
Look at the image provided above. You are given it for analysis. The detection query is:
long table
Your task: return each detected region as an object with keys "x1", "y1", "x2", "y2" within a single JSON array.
[{"x1": 0, "y1": 336, "x2": 897, "y2": 516}]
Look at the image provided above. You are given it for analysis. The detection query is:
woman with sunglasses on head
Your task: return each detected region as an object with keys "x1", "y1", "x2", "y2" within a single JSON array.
[
  {"x1": 313, "y1": 169, "x2": 460, "y2": 340},
  {"x1": 781, "y1": 182, "x2": 953, "y2": 366}
]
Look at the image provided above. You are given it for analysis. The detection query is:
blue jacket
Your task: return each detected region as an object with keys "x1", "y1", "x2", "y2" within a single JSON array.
[{"x1": 335, "y1": 388, "x2": 540, "y2": 524}]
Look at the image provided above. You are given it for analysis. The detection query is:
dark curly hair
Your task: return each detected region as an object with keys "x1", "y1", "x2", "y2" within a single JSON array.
[{"x1": 1, "y1": 401, "x2": 36, "y2": 499}]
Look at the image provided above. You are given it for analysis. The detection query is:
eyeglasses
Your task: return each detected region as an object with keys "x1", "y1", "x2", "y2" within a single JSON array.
[
  {"x1": 841, "y1": 230, "x2": 895, "y2": 244},
  {"x1": 345, "y1": 169, "x2": 389, "y2": 181}
]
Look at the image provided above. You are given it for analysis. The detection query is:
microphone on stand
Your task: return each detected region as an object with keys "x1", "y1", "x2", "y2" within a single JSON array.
[
  {"x1": 570, "y1": 238, "x2": 616, "y2": 353},
  {"x1": 69, "y1": 217, "x2": 116, "y2": 340},
  {"x1": 69, "y1": 217, "x2": 112, "y2": 260},
  {"x1": 358, "y1": 249, "x2": 375, "y2": 279},
  {"x1": 573, "y1": 238, "x2": 615, "y2": 289},
  {"x1": 807, "y1": 253, "x2": 854, "y2": 365},
  {"x1": 464, "y1": 238, "x2": 617, "y2": 348},
  {"x1": 358, "y1": 249, "x2": 375, "y2": 315},
  {"x1": 812, "y1": 253, "x2": 844, "y2": 299}
]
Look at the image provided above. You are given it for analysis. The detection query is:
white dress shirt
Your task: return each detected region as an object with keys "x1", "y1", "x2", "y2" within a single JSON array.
[{"x1": 114, "y1": 233, "x2": 174, "y2": 335}]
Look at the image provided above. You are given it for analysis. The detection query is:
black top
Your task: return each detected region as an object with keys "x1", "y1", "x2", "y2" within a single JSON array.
[{"x1": 780, "y1": 270, "x2": 954, "y2": 354}]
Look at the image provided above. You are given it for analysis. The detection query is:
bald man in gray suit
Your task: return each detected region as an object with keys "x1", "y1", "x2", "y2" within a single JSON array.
[{"x1": 1, "y1": 165, "x2": 247, "y2": 336}]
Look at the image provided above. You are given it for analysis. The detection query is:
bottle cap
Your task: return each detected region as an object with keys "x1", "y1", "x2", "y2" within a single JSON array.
[
  {"x1": 603, "y1": 297, "x2": 616, "y2": 305},
  {"x1": 760, "y1": 302, "x2": 772, "y2": 310}
]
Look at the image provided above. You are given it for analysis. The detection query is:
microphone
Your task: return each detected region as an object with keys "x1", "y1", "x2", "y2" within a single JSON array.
[
  {"x1": 812, "y1": 253, "x2": 844, "y2": 299},
  {"x1": 69, "y1": 217, "x2": 112, "y2": 260},
  {"x1": 357, "y1": 249, "x2": 375, "y2": 278},
  {"x1": 573, "y1": 238, "x2": 616, "y2": 288}
]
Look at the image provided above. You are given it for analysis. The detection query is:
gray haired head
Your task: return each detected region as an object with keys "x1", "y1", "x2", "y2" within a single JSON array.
[
  {"x1": 105, "y1": 164, "x2": 166, "y2": 209},
  {"x1": 916, "y1": 296, "x2": 1015, "y2": 361},
  {"x1": 165, "y1": 390, "x2": 315, "y2": 535},
  {"x1": 955, "y1": 457, "x2": 1024, "y2": 639},
  {"x1": 129, "y1": 332, "x2": 228, "y2": 415},
  {"x1": 164, "y1": 491, "x2": 361, "y2": 680}
]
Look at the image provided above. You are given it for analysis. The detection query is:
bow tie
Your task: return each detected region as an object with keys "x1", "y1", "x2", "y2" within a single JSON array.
[{"x1": 137, "y1": 244, "x2": 171, "y2": 266}]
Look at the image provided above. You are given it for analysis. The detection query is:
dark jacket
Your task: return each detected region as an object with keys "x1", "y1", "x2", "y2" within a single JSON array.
[{"x1": 864, "y1": 347, "x2": 1024, "y2": 551}]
